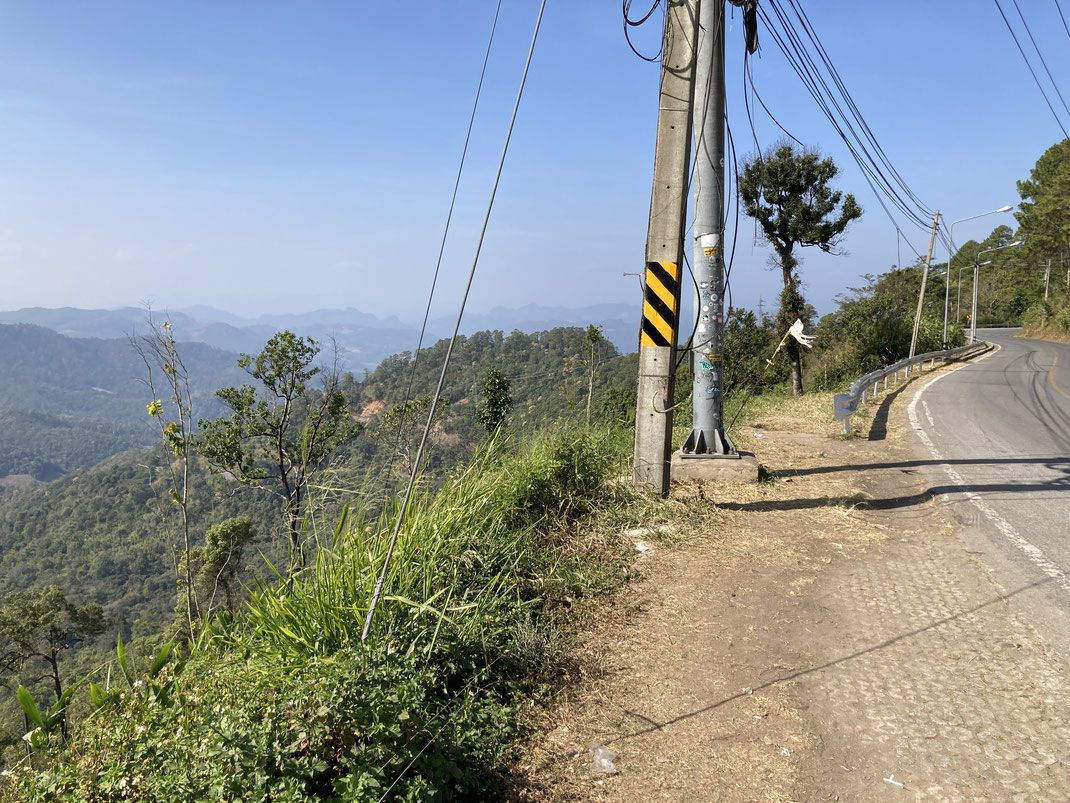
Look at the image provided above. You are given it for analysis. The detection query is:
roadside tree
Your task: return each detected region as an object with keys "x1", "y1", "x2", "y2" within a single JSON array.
[
  {"x1": 739, "y1": 142, "x2": 862, "y2": 395},
  {"x1": 197, "y1": 332, "x2": 361, "y2": 573}
]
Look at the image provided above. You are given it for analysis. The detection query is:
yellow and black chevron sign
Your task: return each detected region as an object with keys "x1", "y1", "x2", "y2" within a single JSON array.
[{"x1": 640, "y1": 260, "x2": 680, "y2": 347}]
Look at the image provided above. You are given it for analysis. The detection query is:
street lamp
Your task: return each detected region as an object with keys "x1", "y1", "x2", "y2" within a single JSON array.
[
  {"x1": 957, "y1": 260, "x2": 991, "y2": 322},
  {"x1": 969, "y1": 239, "x2": 1023, "y2": 343},
  {"x1": 945, "y1": 205, "x2": 1013, "y2": 348}
]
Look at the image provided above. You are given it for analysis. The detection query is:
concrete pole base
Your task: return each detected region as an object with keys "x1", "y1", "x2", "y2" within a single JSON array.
[{"x1": 670, "y1": 450, "x2": 760, "y2": 483}]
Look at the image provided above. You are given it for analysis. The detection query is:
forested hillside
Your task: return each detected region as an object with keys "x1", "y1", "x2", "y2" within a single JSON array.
[
  {"x1": 0, "y1": 324, "x2": 245, "y2": 423},
  {"x1": 0, "y1": 325, "x2": 246, "y2": 481},
  {"x1": 0, "y1": 407, "x2": 151, "y2": 482},
  {"x1": 0, "y1": 324, "x2": 638, "y2": 757}
]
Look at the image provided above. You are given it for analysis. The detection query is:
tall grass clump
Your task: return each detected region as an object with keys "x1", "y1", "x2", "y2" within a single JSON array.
[{"x1": 3, "y1": 426, "x2": 640, "y2": 801}]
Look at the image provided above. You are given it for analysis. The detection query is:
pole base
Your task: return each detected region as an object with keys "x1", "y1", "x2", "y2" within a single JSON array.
[
  {"x1": 671, "y1": 450, "x2": 759, "y2": 482},
  {"x1": 680, "y1": 427, "x2": 738, "y2": 458}
]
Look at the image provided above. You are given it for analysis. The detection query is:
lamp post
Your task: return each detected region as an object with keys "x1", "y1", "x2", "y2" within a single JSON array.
[
  {"x1": 957, "y1": 260, "x2": 991, "y2": 322},
  {"x1": 970, "y1": 239, "x2": 1022, "y2": 342},
  {"x1": 945, "y1": 205, "x2": 1013, "y2": 348}
]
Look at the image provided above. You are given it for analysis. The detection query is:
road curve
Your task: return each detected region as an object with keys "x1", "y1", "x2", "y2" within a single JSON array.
[{"x1": 907, "y1": 328, "x2": 1070, "y2": 649}]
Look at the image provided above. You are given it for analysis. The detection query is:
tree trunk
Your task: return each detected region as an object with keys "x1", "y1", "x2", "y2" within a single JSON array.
[
  {"x1": 46, "y1": 652, "x2": 67, "y2": 741},
  {"x1": 779, "y1": 253, "x2": 805, "y2": 396},
  {"x1": 585, "y1": 362, "x2": 594, "y2": 428},
  {"x1": 786, "y1": 339, "x2": 804, "y2": 396},
  {"x1": 286, "y1": 504, "x2": 302, "y2": 575}
]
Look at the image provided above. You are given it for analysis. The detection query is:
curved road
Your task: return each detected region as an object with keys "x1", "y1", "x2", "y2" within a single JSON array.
[{"x1": 908, "y1": 328, "x2": 1070, "y2": 648}]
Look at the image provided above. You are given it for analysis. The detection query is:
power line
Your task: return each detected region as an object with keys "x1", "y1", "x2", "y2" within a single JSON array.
[
  {"x1": 362, "y1": 0, "x2": 549, "y2": 642},
  {"x1": 754, "y1": 1, "x2": 931, "y2": 258},
  {"x1": 623, "y1": 0, "x2": 663, "y2": 62},
  {"x1": 992, "y1": 0, "x2": 1069, "y2": 138},
  {"x1": 1056, "y1": 0, "x2": 1070, "y2": 41},
  {"x1": 744, "y1": 54, "x2": 804, "y2": 148},
  {"x1": 1010, "y1": 0, "x2": 1070, "y2": 120},
  {"x1": 391, "y1": 0, "x2": 503, "y2": 459},
  {"x1": 757, "y1": 1, "x2": 935, "y2": 234}
]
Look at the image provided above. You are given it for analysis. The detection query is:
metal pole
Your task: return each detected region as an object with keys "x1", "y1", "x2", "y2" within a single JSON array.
[
  {"x1": 683, "y1": 0, "x2": 734, "y2": 458},
  {"x1": 945, "y1": 207, "x2": 1012, "y2": 347},
  {"x1": 943, "y1": 226, "x2": 953, "y2": 349},
  {"x1": 910, "y1": 211, "x2": 940, "y2": 358},
  {"x1": 633, "y1": 0, "x2": 700, "y2": 495},
  {"x1": 970, "y1": 260, "x2": 980, "y2": 343}
]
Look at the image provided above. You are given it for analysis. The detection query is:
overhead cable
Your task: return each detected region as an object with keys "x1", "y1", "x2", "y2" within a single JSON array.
[
  {"x1": 391, "y1": 0, "x2": 503, "y2": 460},
  {"x1": 362, "y1": 0, "x2": 549, "y2": 642},
  {"x1": 993, "y1": 0, "x2": 1069, "y2": 138}
]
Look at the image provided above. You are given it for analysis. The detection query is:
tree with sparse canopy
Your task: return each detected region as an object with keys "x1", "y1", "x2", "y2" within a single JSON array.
[
  {"x1": 0, "y1": 586, "x2": 110, "y2": 742},
  {"x1": 476, "y1": 369, "x2": 512, "y2": 435},
  {"x1": 197, "y1": 332, "x2": 361, "y2": 573},
  {"x1": 740, "y1": 142, "x2": 862, "y2": 395}
]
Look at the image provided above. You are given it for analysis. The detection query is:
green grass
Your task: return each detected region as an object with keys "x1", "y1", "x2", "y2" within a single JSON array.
[{"x1": 2, "y1": 425, "x2": 653, "y2": 802}]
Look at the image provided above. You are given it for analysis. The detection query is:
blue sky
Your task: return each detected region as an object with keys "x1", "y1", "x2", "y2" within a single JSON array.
[{"x1": 0, "y1": 1, "x2": 1067, "y2": 327}]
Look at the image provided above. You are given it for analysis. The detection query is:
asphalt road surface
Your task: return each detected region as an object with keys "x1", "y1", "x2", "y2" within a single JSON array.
[{"x1": 908, "y1": 328, "x2": 1070, "y2": 649}]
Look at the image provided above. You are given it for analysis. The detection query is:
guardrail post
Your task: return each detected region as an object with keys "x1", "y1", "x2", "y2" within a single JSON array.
[
  {"x1": 872, "y1": 381, "x2": 878, "y2": 397},
  {"x1": 884, "y1": 376, "x2": 888, "y2": 391},
  {"x1": 842, "y1": 415, "x2": 851, "y2": 435}
]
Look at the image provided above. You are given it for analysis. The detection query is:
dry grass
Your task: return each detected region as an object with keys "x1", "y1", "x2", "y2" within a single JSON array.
[
  {"x1": 511, "y1": 382, "x2": 926, "y2": 801},
  {"x1": 511, "y1": 356, "x2": 996, "y2": 801}
]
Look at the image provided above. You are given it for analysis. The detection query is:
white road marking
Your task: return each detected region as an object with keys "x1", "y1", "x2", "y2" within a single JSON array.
[
  {"x1": 921, "y1": 400, "x2": 935, "y2": 430},
  {"x1": 907, "y1": 346, "x2": 1070, "y2": 597}
]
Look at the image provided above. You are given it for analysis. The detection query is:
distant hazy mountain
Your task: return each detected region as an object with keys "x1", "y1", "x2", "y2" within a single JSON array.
[
  {"x1": 0, "y1": 303, "x2": 639, "y2": 373},
  {"x1": 0, "y1": 323, "x2": 245, "y2": 424}
]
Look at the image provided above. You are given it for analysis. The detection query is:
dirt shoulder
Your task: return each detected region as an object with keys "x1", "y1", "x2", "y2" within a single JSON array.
[{"x1": 516, "y1": 365, "x2": 1070, "y2": 801}]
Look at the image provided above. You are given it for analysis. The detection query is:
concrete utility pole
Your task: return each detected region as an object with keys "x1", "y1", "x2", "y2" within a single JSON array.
[
  {"x1": 682, "y1": 0, "x2": 735, "y2": 458},
  {"x1": 909, "y1": 210, "x2": 941, "y2": 359},
  {"x1": 633, "y1": 0, "x2": 700, "y2": 495}
]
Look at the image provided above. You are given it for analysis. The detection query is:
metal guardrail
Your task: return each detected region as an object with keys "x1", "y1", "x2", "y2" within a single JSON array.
[{"x1": 833, "y1": 341, "x2": 990, "y2": 434}]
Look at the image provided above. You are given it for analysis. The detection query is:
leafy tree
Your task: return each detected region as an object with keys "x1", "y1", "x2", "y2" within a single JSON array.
[
  {"x1": 739, "y1": 142, "x2": 862, "y2": 395},
  {"x1": 374, "y1": 395, "x2": 450, "y2": 477},
  {"x1": 722, "y1": 307, "x2": 782, "y2": 397},
  {"x1": 1016, "y1": 139, "x2": 1070, "y2": 269},
  {"x1": 600, "y1": 386, "x2": 635, "y2": 426},
  {"x1": 0, "y1": 586, "x2": 110, "y2": 741},
  {"x1": 186, "y1": 516, "x2": 257, "y2": 620},
  {"x1": 197, "y1": 332, "x2": 362, "y2": 573},
  {"x1": 476, "y1": 370, "x2": 512, "y2": 435}
]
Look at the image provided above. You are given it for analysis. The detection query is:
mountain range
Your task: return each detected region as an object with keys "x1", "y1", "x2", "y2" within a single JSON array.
[{"x1": 0, "y1": 303, "x2": 637, "y2": 373}]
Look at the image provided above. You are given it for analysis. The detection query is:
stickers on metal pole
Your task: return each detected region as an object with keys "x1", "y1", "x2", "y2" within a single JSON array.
[{"x1": 640, "y1": 261, "x2": 680, "y2": 348}]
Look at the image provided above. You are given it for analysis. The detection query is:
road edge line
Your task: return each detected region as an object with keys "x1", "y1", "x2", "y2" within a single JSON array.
[{"x1": 906, "y1": 345, "x2": 1070, "y2": 596}]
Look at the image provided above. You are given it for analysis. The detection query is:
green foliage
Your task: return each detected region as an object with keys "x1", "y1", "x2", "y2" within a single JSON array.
[
  {"x1": 4, "y1": 427, "x2": 642, "y2": 800},
  {"x1": 0, "y1": 446, "x2": 276, "y2": 641},
  {"x1": 0, "y1": 585, "x2": 110, "y2": 743},
  {"x1": 1016, "y1": 139, "x2": 1070, "y2": 265},
  {"x1": 476, "y1": 369, "x2": 513, "y2": 434},
  {"x1": 197, "y1": 332, "x2": 363, "y2": 571},
  {"x1": 0, "y1": 407, "x2": 151, "y2": 483},
  {"x1": 185, "y1": 517, "x2": 257, "y2": 620},
  {"x1": 373, "y1": 395, "x2": 451, "y2": 480},
  {"x1": 739, "y1": 142, "x2": 862, "y2": 395},
  {"x1": 0, "y1": 324, "x2": 244, "y2": 426},
  {"x1": 599, "y1": 386, "x2": 636, "y2": 426},
  {"x1": 809, "y1": 266, "x2": 965, "y2": 390},
  {"x1": 722, "y1": 308, "x2": 784, "y2": 397},
  {"x1": 353, "y1": 327, "x2": 634, "y2": 453}
]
